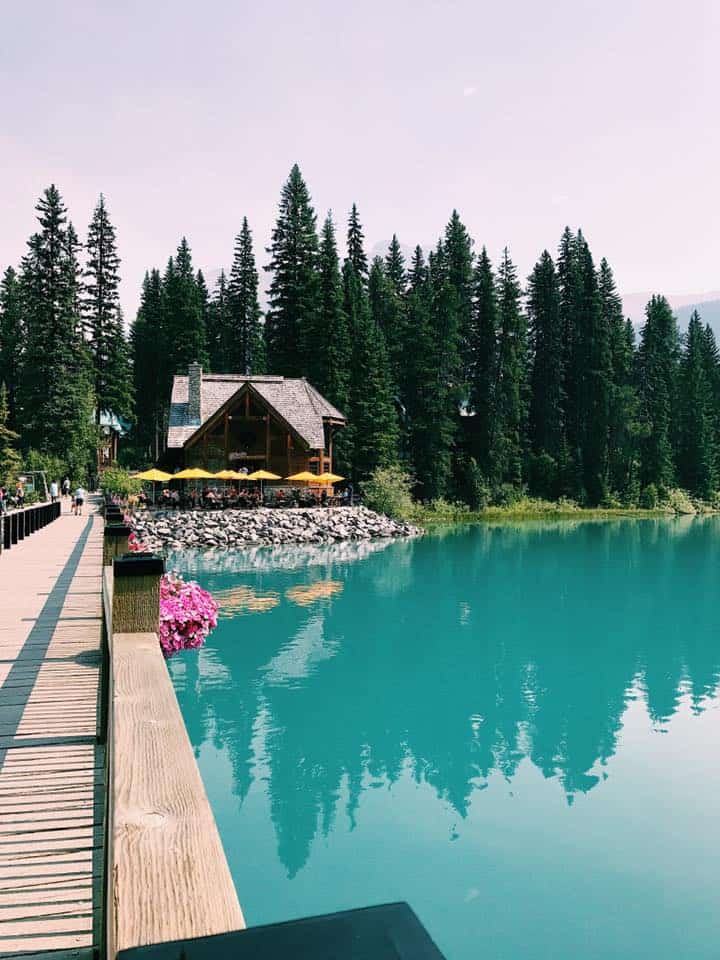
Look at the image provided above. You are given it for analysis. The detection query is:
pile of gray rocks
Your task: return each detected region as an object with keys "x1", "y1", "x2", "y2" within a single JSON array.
[{"x1": 131, "y1": 505, "x2": 421, "y2": 552}]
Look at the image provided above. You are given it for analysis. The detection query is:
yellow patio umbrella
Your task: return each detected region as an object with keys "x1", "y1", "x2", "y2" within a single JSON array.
[
  {"x1": 316, "y1": 472, "x2": 345, "y2": 483},
  {"x1": 173, "y1": 468, "x2": 215, "y2": 480},
  {"x1": 135, "y1": 468, "x2": 173, "y2": 505},
  {"x1": 214, "y1": 470, "x2": 239, "y2": 480},
  {"x1": 246, "y1": 469, "x2": 282, "y2": 500},
  {"x1": 286, "y1": 471, "x2": 318, "y2": 483},
  {"x1": 136, "y1": 468, "x2": 173, "y2": 481}
]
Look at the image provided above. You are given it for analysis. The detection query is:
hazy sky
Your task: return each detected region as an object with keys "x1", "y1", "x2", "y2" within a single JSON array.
[{"x1": 2, "y1": 0, "x2": 718, "y2": 319}]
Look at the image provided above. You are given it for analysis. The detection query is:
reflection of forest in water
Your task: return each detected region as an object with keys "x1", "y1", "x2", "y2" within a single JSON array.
[{"x1": 170, "y1": 517, "x2": 720, "y2": 879}]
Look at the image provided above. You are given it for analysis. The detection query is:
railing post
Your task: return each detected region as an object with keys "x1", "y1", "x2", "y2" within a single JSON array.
[
  {"x1": 112, "y1": 554, "x2": 165, "y2": 634},
  {"x1": 3, "y1": 513, "x2": 10, "y2": 550},
  {"x1": 103, "y1": 524, "x2": 131, "y2": 567},
  {"x1": 17, "y1": 510, "x2": 24, "y2": 541}
]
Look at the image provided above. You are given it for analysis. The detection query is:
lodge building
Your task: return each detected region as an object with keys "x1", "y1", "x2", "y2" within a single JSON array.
[{"x1": 166, "y1": 363, "x2": 346, "y2": 476}]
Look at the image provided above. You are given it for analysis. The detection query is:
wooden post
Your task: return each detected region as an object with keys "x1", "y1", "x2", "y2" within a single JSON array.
[
  {"x1": 103, "y1": 524, "x2": 132, "y2": 566},
  {"x1": 224, "y1": 411, "x2": 229, "y2": 466},
  {"x1": 112, "y1": 555, "x2": 164, "y2": 634},
  {"x1": 265, "y1": 414, "x2": 270, "y2": 469}
]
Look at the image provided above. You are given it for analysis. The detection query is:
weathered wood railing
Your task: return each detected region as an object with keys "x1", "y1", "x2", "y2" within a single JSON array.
[
  {"x1": 0, "y1": 499, "x2": 61, "y2": 555},
  {"x1": 101, "y1": 519, "x2": 244, "y2": 959}
]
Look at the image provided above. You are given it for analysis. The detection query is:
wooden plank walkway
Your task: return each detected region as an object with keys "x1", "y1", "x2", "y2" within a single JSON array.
[{"x1": 0, "y1": 501, "x2": 104, "y2": 958}]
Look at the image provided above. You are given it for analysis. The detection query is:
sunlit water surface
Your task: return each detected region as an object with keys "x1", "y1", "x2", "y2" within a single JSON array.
[{"x1": 169, "y1": 519, "x2": 720, "y2": 959}]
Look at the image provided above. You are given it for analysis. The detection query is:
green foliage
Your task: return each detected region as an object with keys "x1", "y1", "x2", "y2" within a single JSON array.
[
  {"x1": 0, "y1": 267, "x2": 23, "y2": 430},
  {"x1": 228, "y1": 218, "x2": 265, "y2": 374},
  {"x1": 362, "y1": 464, "x2": 414, "y2": 519},
  {"x1": 100, "y1": 465, "x2": 142, "y2": 498},
  {"x1": 17, "y1": 185, "x2": 97, "y2": 481},
  {"x1": 83, "y1": 194, "x2": 133, "y2": 421},
  {"x1": 264, "y1": 165, "x2": 319, "y2": 376},
  {"x1": 24, "y1": 449, "x2": 68, "y2": 484},
  {"x1": 677, "y1": 312, "x2": 717, "y2": 497},
  {"x1": 637, "y1": 295, "x2": 679, "y2": 490},
  {"x1": 130, "y1": 269, "x2": 164, "y2": 459},
  {"x1": 639, "y1": 483, "x2": 658, "y2": 509},
  {"x1": 0, "y1": 383, "x2": 21, "y2": 486}
]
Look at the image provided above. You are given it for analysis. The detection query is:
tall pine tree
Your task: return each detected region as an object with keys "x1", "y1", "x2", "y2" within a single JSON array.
[
  {"x1": 677, "y1": 311, "x2": 716, "y2": 497},
  {"x1": 526, "y1": 250, "x2": 563, "y2": 495},
  {"x1": 228, "y1": 218, "x2": 265, "y2": 374},
  {"x1": 467, "y1": 247, "x2": 498, "y2": 474},
  {"x1": 637, "y1": 295, "x2": 679, "y2": 491},
  {"x1": 0, "y1": 266, "x2": 23, "y2": 430},
  {"x1": 131, "y1": 269, "x2": 164, "y2": 458},
  {"x1": 83, "y1": 195, "x2": 132, "y2": 422},
  {"x1": 264, "y1": 165, "x2": 319, "y2": 376},
  {"x1": 18, "y1": 185, "x2": 96, "y2": 476}
]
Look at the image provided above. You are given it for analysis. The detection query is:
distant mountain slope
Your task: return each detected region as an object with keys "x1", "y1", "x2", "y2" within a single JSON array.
[{"x1": 622, "y1": 291, "x2": 720, "y2": 335}]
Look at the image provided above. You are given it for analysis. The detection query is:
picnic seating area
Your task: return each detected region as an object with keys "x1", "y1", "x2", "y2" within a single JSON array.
[{"x1": 144, "y1": 484, "x2": 352, "y2": 511}]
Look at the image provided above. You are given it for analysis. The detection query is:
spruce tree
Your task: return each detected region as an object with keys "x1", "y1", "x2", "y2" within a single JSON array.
[
  {"x1": 228, "y1": 218, "x2": 265, "y2": 374},
  {"x1": 412, "y1": 242, "x2": 462, "y2": 499},
  {"x1": 557, "y1": 227, "x2": 583, "y2": 493},
  {"x1": 677, "y1": 311, "x2": 716, "y2": 497},
  {"x1": 492, "y1": 248, "x2": 528, "y2": 486},
  {"x1": 265, "y1": 165, "x2": 319, "y2": 376},
  {"x1": 526, "y1": 250, "x2": 563, "y2": 494},
  {"x1": 18, "y1": 185, "x2": 96, "y2": 477},
  {"x1": 443, "y1": 210, "x2": 474, "y2": 380},
  {"x1": 577, "y1": 239, "x2": 611, "y2": 504},
  {"x1": 162, "y1": 238, "x2": 207, "y2": 375},
  {"x1": 346, "y1": 203, "x2": 368, "y2": 283},
  {"x1": 467, "y1": 247, "x2": 498, "y2": 474},
  {"x1": 83, "y1": 195, "x2": 132, "y2": 421},
  {"x1": 131, "y1": 269, "x2": 164, "y2": 458},
  {"x1": 344, "y1": 260, "x2": 398, "y2": 479},
  {"x1": 0, "y1": 382, "x2": 21, "y2": 485},
  {"x1": 0, "y1": 266, "x2": 23, "y2": 429},
  {"x1": 205, "y1": 270, "x2": 229, "y2": 372},
  {"x1": 637, "y1": 295, "x2": 679, "y2": 491},
  {"x1": 315, "y1": 214, "x2": 351, "y2": 404},
  {"x1": 601, "y1": 259, "x2": 639, "y2": 497}
]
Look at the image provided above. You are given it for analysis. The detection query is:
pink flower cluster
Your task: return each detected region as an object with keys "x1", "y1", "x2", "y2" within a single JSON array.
[
  {"x1": 126, "y1": 533, "x2": 218, "y2": 658},
  {"x1": 159, "y1": 573, "x2": 218, "y2": 658}
]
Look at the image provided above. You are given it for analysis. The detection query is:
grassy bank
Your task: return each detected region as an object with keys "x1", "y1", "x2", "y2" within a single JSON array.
[{"x1": 408, "y1": 499, "x2": 673, "y2": 525}]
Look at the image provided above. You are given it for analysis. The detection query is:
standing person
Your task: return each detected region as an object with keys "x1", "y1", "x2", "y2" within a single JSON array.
[
  {"x1": 49, "y1": 480, "x2": 59, "y2": 503},
  {"x1": 74, "y1": 484, "x2": 85, "y2": 516},
  {"x1": 62, "y1": 477, "x2": 71, "y2": 499},
  {"x1": 15, "y1": 482, "x2": 24, "y2": 508}
]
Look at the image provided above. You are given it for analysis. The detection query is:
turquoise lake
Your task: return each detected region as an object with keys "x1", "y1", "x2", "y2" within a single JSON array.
[{"x1": 168, "y1": 519, "x2": 720, "y2": 959}]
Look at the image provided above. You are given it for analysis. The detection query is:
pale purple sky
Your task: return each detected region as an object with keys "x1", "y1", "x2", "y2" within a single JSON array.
[{"x1": 2, "y1": 0, "x2": 718, "y2": 320}]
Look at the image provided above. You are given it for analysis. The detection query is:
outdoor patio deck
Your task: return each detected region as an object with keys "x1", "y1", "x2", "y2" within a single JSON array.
[{"x1": 0, "y1": 501, "x2": 104, "y2": 957}]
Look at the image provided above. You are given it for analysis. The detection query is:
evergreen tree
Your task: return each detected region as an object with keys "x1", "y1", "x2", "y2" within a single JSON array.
[
  {"x1": 492, "y1": 248, "x2": 528, "y2": 486},
  {"x1": 315, "y1": 214, "x2": 351, "y2": 409},
  {"x1": 557, "y1": 227, "x2": 583, "y2": 493},
  {"x1": 0, "y1": 382, "x2": 21, "y2": 485},
  {"x1": 443, "y1": 210, "x2": 474, "y2": 380},
  {"x1": 411, "y1": 242, "x2": 462, "y2": 499},
  {"x1": 161, "y1": 239, "x2": 206, "y2": 379},
  {"x1": 0, "y1": 266, "x2": 23, "y2": 429},
  {"x1": 467, "y1": 247, "x2": 498, "y2": 474},
  {"x1": 196, "y1": 268, "x2": 210, "y2": 359},
  {"x1": 82, "y1": 195, "x2": 132, "y2": 421},
  {"x1": 265, "y1": 165, "x2": 319, "y2": 376},
  {"x1": 526, "y1": 250, "x2": 563, "y2": 494},
  {"x1": 228, "y1": 218, "x2": 265, "y2": 374},
  {"x1": 344, "y1": 260, "x2": 398, "y2": 479},
  {"x1": 637, "y1": 295, "x2": 679, "y2": 490},
  {"x1": 677, "y1": 311, "x2": 717, "y2": 497},
  {"x1": 131, "y1": 269, "x2": 164, "y2": 458},
  {"x1": 205, "y1": 270, "x2": 229, "y2": 372},
  {"x1": 17, "y1": 185, "x2": 96, "y2": 477},
  {"x1": 346, "y1": 203, "x2": 368, "y2": 282},
  {"x1": 577, "y1": 239, "x2": 611, "y2": 504},
  {"x1": 601, "y1": 259, "x2": 639, "y2": 497}
]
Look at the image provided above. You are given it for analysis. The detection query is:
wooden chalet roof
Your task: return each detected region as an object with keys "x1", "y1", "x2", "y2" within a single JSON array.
[{"x1": 167, "y1": 374, "x2": 345, "y2": 450}]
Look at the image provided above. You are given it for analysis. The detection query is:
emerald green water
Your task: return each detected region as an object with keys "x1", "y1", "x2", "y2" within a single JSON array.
[{"x1": 169, "y1": 519, "x2": 720, "y2": 959}]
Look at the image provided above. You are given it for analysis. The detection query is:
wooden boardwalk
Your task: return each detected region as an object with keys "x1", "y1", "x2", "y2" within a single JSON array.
[{"x1": 0, "y1": 501, "x2": 104, "y2": 958}]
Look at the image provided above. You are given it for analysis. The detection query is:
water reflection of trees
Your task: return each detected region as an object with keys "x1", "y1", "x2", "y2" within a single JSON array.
[{"x1": 171, "y1": 518, "x2": 720, "y2": 878}]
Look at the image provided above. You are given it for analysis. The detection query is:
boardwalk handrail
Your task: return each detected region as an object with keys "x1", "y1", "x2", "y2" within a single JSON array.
[
  {"x1": 101, "y1": 544, "x2": 244, "y2": 959},
  {"x1": 0, "y1": 499, "x2": 61, "y2": 554}
]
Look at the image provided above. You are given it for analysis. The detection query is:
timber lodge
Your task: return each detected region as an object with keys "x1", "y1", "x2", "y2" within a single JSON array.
[{"x1": 166, "y1": 362, "x2": 346, "y2": 475}]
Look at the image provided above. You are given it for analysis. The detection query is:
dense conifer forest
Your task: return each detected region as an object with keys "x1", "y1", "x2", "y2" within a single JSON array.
[{"x1": 2, "y1": 168, "x2": 719, "y2": 508}]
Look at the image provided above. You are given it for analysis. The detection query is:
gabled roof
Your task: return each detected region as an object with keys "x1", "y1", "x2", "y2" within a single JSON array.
[{"x1": 167, "y1": 374, "x2": 345, "y2": 450}]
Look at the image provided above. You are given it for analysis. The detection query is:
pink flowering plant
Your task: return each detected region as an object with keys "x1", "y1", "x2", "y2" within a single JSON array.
[
  {"x1": 158, "y1": 573, "x2": 218, "y2": 658},
  {"x1": 127, "y1": 533, "x2": 218, "y2": 658}
]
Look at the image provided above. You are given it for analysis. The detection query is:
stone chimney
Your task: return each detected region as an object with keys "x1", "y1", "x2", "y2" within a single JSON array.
[{"x1": 188, "y1": 362, "x2": 202, "y2": 424}]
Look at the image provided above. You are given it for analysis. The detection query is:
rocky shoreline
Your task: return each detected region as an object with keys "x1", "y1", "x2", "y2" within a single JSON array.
[{"x1": 131, "y1": 505, "x2": 421, "y2": 553}]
